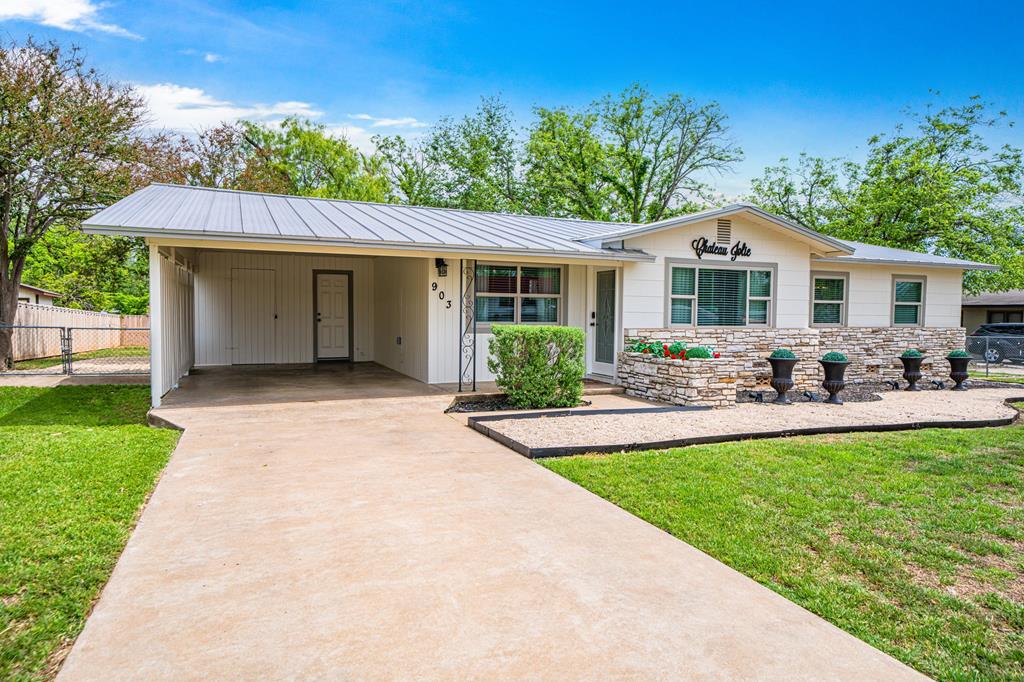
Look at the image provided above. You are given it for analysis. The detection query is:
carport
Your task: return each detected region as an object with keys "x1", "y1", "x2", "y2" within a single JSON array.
[{"x1": 84, "y1": 184, "x2": 647, "y2": 407}]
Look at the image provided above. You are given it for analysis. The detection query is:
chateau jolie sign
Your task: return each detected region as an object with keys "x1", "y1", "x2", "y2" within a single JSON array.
[{"x1": 691, "y1": 236, "x2": 752, "y2": 261}]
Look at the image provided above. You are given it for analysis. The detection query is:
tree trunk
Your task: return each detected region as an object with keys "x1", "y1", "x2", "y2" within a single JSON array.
[{"x1": 0, "y1": 278, "x2": 19, "y2": 371}]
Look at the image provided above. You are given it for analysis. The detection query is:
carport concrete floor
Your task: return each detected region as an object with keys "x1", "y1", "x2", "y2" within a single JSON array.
[{"x1": 59, "y1": 367, "x2": 923, "y2": 680}]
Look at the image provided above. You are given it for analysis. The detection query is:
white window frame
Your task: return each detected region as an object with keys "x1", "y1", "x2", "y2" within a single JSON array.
[
  {"x1": 475, "y1": 263, "x2": 564, "y2": 328},
  {"x1": 810, "y1": 271, "x2": 849, "y2": 327},
  {"x1": 891, "y1": 275, "x2": 926, "y2": 327},
  {"x1": 665, "y1": 259, "x2": 776, "y2": 328}
]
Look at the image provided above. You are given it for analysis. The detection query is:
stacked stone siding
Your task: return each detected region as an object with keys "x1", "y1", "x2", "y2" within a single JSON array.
[
  {"x1": 624, "y1": 327, "x2": 966, "y2": 393},
  {"x1": 618, "y1": 353, "x2": 739, "y2": 407}
]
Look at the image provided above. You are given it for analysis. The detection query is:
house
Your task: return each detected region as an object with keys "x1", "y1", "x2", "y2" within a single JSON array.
[
  {"x1": 17, "y1": 283, "x2": 61, "y2": 306},
  {"x1": 82, "y1": 184, "x2": 997, "y2": 406},
  {"x1": 961, "y1": 290, "x2": 1024, "y2": 332}
]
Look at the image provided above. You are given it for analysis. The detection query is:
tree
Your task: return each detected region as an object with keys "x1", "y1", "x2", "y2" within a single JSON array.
[
  {"x1": 0, "y1": 39, "x2": 146, "y2": 368},
  {"x1": 374, "y1": 134, "x2": 441, "y2": 206},
  {"x1": 749, "y1": 97, "x2": 1024, "y2": 293},
  {"x1": 239, "y1": 118, "x2": 389, "y2": 201},
  {"x1": 526, "y1": 84, "x2": 742, "y2": 223},
  {"x1": 422, "y1": 97, "x2": 527, "y2": 212}
]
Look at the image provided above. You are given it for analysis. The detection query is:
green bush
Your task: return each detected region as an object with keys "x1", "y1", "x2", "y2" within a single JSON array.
[
  {"x1": 901, "y1": 349, "x2": 924, "y2": 358},
  {"x1": 685, "y1": 346, "x2": 713, "y2": 359},
  {"x1": 770, "y1": 348, "x2": 797, "y2": 359},
  {"x1": 821, "y1": 351, "x2": 849, "y2": 362},
  {"x1": 487, "y1": 325, "x2": 585, "y2": 408},
  {"x1": 947, "y1": 349, "x2": 971, "y2": 358}
]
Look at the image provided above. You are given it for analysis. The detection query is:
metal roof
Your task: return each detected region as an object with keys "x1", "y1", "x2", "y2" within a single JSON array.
[
  {"x1": 82, "y1": 184, "x2": 998, "y2": 271},
  {"x1": 82, "y1": 184, "x2": 652, "y2": 262},
  {"x1": 962, "y1": 289, "x2": 1024, "y2": 305},
  {"x1": 814, "y1": 239, "x2": 999, "y2": 271},
  {"x1": 18, "y1": 283, "x2": 62, "y2": 297}
]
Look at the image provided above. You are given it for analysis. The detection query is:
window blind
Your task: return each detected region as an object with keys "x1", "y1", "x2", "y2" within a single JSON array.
[{"x1": 697, "y1": 269, "x2": 747, "y2": 326}]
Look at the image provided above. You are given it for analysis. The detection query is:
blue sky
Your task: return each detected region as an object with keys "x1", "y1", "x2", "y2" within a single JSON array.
[{"x1": 2, "y1": 0, "x2": 1023, "y2": 196}]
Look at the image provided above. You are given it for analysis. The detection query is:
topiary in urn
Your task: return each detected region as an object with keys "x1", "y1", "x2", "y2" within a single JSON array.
[
  {"x1": 899, "y1": 349, "x2": 926, "y2": 391},
  {"x1": 946, "y1": 349, "x2": 971, "y2": 391},
  {"x1": 819, "y1": 351, "x2": 850, "y2": 404},
  {"x1": 767, "y1": 348, "x2": 798, "y2": 405}
]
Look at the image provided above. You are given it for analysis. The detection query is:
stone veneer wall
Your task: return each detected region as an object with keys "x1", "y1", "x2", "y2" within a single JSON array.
[
  {"x1": 617, "y1": 353, "x2": 741, "y2": 407},
  {"x1": 624, "y1": 327, "x2": 966, "y2": 393}
]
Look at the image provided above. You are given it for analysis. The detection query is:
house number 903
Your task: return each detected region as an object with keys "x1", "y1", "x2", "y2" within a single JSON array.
[{"x1": 432, "y1": 282, "x2": 453, "y2": 308}]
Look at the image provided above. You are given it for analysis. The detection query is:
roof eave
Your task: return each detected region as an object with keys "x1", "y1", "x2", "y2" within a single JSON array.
[
  {"x1": 81, "y1": 224, "x2": 656, "y2": 262},
  {"x1": 589, "y1": 204, "x2": 855, "y2": 255},
  {"x1": 812, "y1": 256, "x2": 999, "y2": 272}
]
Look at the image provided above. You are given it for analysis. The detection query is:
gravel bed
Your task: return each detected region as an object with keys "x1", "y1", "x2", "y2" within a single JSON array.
[{"x1": 483, "y1": 388, "x2": 1024, "y2": 450}]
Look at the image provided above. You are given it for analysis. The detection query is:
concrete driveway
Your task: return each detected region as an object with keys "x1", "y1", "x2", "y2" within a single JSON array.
[{"x1": 59, "y1": 367, "x2": 922, "y2": 680}]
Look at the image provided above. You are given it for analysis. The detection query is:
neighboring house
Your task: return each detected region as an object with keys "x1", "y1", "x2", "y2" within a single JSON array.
[
  {"x1": 961, "y1": 290, "x2": 1024, "y2": 333},
  {"x1": 17, "y1": 283, "x2": 61, "y2": 307},
  {"x1": 82, "y1": 184, "x2": 997, "y2": 406}
]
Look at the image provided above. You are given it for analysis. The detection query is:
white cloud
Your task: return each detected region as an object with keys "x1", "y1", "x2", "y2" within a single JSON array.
[
  {"x1": 349, "y1": 113, "x2": 429, "y2": 129},
  {"x1": 203, "y1": 52, "x2": 222, "y2": 63},
  {"x1": 0, "y1": 0, "x2": 140, "y2": 39},
  {"x1": 138, "y1": 83, "x2": 322, "y2": 132}
]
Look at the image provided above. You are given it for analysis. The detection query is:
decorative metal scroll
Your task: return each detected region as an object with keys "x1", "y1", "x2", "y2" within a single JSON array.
[{"x1": 458, "y1": 259, "x2": 477, "y2": 392}]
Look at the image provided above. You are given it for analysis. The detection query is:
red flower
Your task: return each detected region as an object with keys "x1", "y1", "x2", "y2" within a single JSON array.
[{"x1": 714, "y1": 352, "x2": 720, "y2": 358}]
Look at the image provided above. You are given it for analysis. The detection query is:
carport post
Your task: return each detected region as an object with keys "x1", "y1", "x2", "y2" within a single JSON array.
[{"x1": 149, "y1": 244, "x2": 163, "y2": 408}]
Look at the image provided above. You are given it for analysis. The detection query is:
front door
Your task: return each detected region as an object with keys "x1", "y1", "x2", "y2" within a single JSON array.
[
  {"x1": 316, "y1": 272, "x2": 351, "y2": 360},
  {"x1": 593, "y1": 269, "x2": 617, "y2": 376}
]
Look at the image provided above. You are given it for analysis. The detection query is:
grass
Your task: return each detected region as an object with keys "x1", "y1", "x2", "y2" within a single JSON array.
[
  {"x1": 971, "y1": 370, "x2": 1024, "y2": 385},
  {"x1": 0, "y1": 385, "x2": 179, "y2": 680},
  {"x1": 14, "y1": 346, "x2": 148, "y2": 371},
  {"x1": 541, "y1": 414, "x2": 1024, "y2": 681}
]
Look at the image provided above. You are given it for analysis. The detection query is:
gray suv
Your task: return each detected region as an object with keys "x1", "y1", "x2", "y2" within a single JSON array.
[{"x1": 969, "y1": 323, "x2": 1024, "y2": 364}]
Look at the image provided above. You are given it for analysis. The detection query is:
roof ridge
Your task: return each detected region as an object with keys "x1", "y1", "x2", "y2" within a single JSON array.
[{"x1": 149, "y1": 183, "x2": 636, "y2": 229}]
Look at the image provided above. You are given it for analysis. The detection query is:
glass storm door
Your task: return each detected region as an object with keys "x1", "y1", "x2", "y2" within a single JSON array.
[{"x1": 593, "y1": 269, "x2": 617, "y2": 376}]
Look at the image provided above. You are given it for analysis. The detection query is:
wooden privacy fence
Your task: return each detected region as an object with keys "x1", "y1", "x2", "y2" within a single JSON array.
[{"x1": 11, "y1": 303, "x2": 150, "y2": 361}]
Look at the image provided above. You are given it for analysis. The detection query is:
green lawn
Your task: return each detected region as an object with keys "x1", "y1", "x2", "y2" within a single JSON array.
[
  {"x1": 541, "y1": 416, "x2": 1024, "y2": 681},
  {"x1": 0, "y1": 386, "x2": 179, "y2": 680},
  {"x1": 971, "y1": 370, "x2": 1024, "y2": 385},
  {"x1": 14, "y1": 346, "x2": 149, "y2": 371}
]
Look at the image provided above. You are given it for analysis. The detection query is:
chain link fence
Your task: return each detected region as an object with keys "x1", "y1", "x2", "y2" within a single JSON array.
[
  {"x1": 965, "y1": 334, "x2": 1024, "y2": 376},
  {"x1": 1, "y1": 325, "x2": 150, "y2": 376}
]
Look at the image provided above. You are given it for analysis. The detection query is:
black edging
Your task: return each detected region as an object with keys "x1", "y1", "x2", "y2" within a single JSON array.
[{"x1": 468, "y1": 397, "x2": 1024, "y2": 459}]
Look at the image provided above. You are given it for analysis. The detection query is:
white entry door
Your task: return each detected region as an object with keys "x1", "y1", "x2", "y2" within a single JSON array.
[
  {"x1": 316, "y1": 272, "x2": 350, "y2": 360},
  {"x1": 231, "y1": 268, "x2": 276, "y2": 364}
]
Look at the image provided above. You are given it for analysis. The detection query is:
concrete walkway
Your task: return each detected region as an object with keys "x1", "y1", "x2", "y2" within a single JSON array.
[{"x1": 59, "y1": 370, "x2": 923, "y2": 680}]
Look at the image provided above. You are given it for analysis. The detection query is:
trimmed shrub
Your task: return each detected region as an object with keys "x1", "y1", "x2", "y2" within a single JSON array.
[
  {"x1": 947, "y1": 349, "x2": 971, "y2": 358},
  {"x1": 820, "y1": 351, "x2": 849, "y2": 362},
  {"x1": 770, "y1": 348, "x2": 797, "y2": 359},
  {"x1": 487, "y1": 325, "x2": 585, "y2": 408},
  {"x1": 901, "y1": 348, "x2": 924, "y2": 358},
  {"x1": 685, "y1": 346, "x2": 713, "y2": 359}
]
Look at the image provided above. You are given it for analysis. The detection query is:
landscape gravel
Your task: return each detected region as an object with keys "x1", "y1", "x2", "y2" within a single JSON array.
[{"x1": 483, "y1": 387, "x2": 1024, "y2": 450}]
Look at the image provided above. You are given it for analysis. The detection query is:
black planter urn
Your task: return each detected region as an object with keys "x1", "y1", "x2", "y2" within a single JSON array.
[
  {"x1": 947, "y1": 356, "x2": 970, "y2": 391},
  {"x1": 768, "y1": 357, "x2": 799, "y2": 405},
  {"x1": 899, "y1": 356, "x2": 926, "y2": 391},
  {"x1": 819, "y1": 360, "x2": 850, "y2": 404}
]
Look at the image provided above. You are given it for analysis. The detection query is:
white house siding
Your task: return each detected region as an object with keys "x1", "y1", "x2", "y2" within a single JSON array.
[
  {"x1": 194, "y1": 250, "x2": 374, "y2": 366},
  {"x1": 811, "y1": 263, "x2": 963, "y2": 327},
  {"x1": 373, "y1": 256, "x2": 428, "y2": 383},
  {"x1": 151, "y1": 245, "x2": 195, "y2": 405},
  {"x1": 621, "y1": 216, "x2": 813, "y2": 328}
]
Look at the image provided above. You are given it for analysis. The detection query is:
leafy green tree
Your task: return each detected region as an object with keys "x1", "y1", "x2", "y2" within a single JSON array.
[
  {"x1": 374, "y1": 134, "x2": 441, "y2": 206},
  {"x1": 240, "y1": 118, "x2": 389, "y2": 201},
  {"x1": 749, "y1": 98, "x2": 1024, "y2": 293},
  {"x1": 22, "y1": 225, "x2": 148, "y2": 313},
  {"x1": 526, "y1": 84, "x2": 742, "y2": 222},
  {"x1": 0, "y1": 39, "x2": 146, "y2": 367}
]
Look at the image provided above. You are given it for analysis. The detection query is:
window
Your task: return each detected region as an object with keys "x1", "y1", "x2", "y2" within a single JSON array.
[
  {"x1": 476, "y1": 264, "x2": 562, "y2": 325},
  {"x1": 988, "y1": 310, "x2": 1024, "y2": 324},
  {"x1": 892, "y1": 277, "x2": 925, "y2": 326},
  {"x1": 811, "y1": 274, "x2": 847, "y2": 326},
  {"x1": 668, "y1": 264, "x2": 773, "y2": 327}
]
